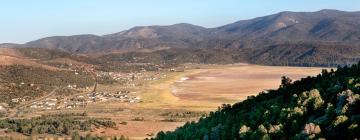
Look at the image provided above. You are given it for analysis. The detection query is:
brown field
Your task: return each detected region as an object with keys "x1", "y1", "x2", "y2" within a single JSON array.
[{"x1": 170, "y1": 64, "x2": 326, "y2": 109}]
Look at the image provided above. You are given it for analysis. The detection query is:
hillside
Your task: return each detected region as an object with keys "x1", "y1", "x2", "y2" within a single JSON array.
[
  {"x1": 0, "y1": 65, "x2": 94, "y2": 106},
  {"x1": 213, "y1": 9, "x2": 360, "y2": 43},
  {"x1": 153, "y1": 62, "x2": 360, "y2": 140}
]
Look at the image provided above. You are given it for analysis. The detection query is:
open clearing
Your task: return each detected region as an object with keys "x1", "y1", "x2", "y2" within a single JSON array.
[
  {"x1": 170, "y1": 64, "x2": 327, "y2": 110},
  {"x1": 124, "y1": 64, "x2": 327, "y2": 111}
]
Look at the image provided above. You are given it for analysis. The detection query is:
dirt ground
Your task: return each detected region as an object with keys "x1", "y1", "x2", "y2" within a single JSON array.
[{"x1": 170, "y1": 64, "x2": 327, "y2": 108}]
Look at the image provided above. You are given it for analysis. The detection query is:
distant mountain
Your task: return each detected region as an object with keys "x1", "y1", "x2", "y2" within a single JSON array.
[
  {"x1": 2, "y1": 9, "x2": 360, "y2": 66},
  {"x1": 213, "y1": 9, "x2": 360, "y2": 43},
  {"x1": 0, "y1": 43, "x2": 21, "y2": 48},
  {"x1": 24, "y1": 23, "x2": 210, "y2": 54},
  {"x1": 106, "y1": 23, "x2": 209, "y2": 41},
  {"x1": 19, "y1": 9, "x2": 360, "y2": 53}
]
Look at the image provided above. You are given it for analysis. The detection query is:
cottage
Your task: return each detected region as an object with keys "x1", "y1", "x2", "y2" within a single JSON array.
[
  {"x1": 46, "y1": 102, "x2": 56, "y2": 106},
  {"x1": 11, "y1": 98, "x2": 21, "y2": 103},
  {"x1": 30, "y1": 105, "x2": 38, "y2": 109},
  {"x1": 48, "y1": 98, "x2": 58, "y2": 102}
]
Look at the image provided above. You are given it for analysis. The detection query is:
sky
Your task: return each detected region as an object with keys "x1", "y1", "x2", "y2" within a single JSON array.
[{"x1": 1, "y1": 0, "x2": 359, "y2": 44}]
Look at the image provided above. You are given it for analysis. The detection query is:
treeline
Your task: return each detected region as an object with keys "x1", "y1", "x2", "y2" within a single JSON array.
[
  {"x1": 247, "y1": 42, "x2": 360, "y2": 67},
  {"x1": 17, "y1": 48, "x2": 87, "y2": 61},
  {"x1": 161, "y1": 111, "x2": 207, "y2": 122},
  {"x1": 92, "y1": 48, "x2": 245, "y2": 72},
  {"x1": 15, "y1": 45, "x2": 360, "y2": 73},
  {"x1": 94, "y1": 45, "x2": 360, "y2": 72},
  {"x1": 153, "y1": 62, "x2": 360, "y2": 140},
  {"x1": 70, "y1": 132, "x2": 129, "y2": 140},
  {"x1": 0, "y1": 113, "x2": 116, "y2": 136}
]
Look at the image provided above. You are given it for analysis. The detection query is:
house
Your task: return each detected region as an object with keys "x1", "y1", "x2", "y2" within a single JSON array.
[
  {"x1": 30, "y1": 105, "x2": 38, "y2": 109},
  {"x1": 48, "y1": 98, "x2": 58, "y2": 102},
  {"x1": 11, "y1": 98, "x2": 21, "y2": 103},
  {"x1": 45, "y1": 102, "x2": 56, "y2": 106}
]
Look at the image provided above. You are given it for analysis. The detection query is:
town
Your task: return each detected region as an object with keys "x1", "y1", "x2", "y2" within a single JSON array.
[
  {"x1": 5, "y1": 66, "x2": 173, "y2": 112},
  {"x1": 29, "y1": 90, "x2": 141, "y2": 110}
]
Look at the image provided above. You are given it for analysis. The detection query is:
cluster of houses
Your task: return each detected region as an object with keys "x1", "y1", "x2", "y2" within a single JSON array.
[
  {"x1": 96, "y1": 71, "x2": 128, "y2": 81},
  {"x1": 27, "y1": 90, "x2": 141, "y2": 111},
  {"x1": 97, "y1": 71, "x2": 167, "y2": 81},
  {"x1": 96, "y1": 71, "x2": 167, "y2": 89},
  {"x1": 67, "y1": 84, "x2": 78, "y2": 89},
  {"x1": 62, "y1": 91, "x2": 141, "y2": 109},
  {"x1": 85, "y1": 90, "x2": 141, "y2": 103},
  {"x1": 11, "y1": 96, "x2": 30, "y2": 103},
  {"x1": 21, "y1": 66, "x2": 185, "y2": 112},
  {"x1": 63, "y1": 96, "x2": 87, "y2": 109},
  {"x1": 30, "y1": 98, "x2": 58, "y2": 110}
]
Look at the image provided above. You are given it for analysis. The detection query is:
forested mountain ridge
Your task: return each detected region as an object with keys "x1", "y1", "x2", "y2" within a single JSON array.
[
  {"x1": 212, "y1": 9, "x2": 360, "y2": 43},
  {"x1": 153, "y1": 62, "x2": 360, "y2": 140},
  {"x1": 2, "y1": 9, "x2": 360, "y2": 67},
  {"x1": 21, "y1": 9, "x2": 360, "y2": 54}
]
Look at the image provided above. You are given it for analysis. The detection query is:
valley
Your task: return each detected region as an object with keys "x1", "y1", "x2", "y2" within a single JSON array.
[
  {"x1": 0, "y1": 6, "x2": 359, "y2": 139},
  {"x1": 0, "y1": 59, "x2": 326, "y2": 139}
]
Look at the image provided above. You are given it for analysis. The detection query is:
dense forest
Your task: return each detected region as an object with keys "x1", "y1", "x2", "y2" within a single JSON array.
[
  {"x1": 0, "y1": 113, "x2": 116, "y2": 136},
  {"x1": 153, "y1": 62, "x2": 360, "y2": 140}
]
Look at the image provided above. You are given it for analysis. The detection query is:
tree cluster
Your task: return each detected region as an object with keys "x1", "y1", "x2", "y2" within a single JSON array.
[{"x1": 0, "y1": 113, "x2": 116, "y2": 136}]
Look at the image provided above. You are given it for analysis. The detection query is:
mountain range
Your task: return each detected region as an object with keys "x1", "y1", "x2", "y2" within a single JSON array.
[{"x1": 1, "y1": 9, "x2": 360, "y2": 66}]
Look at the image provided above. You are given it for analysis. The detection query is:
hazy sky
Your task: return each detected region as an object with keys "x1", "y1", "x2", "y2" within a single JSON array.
[{"x1": 1, "y1": 0, "x2": 359, "y2": 43}]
